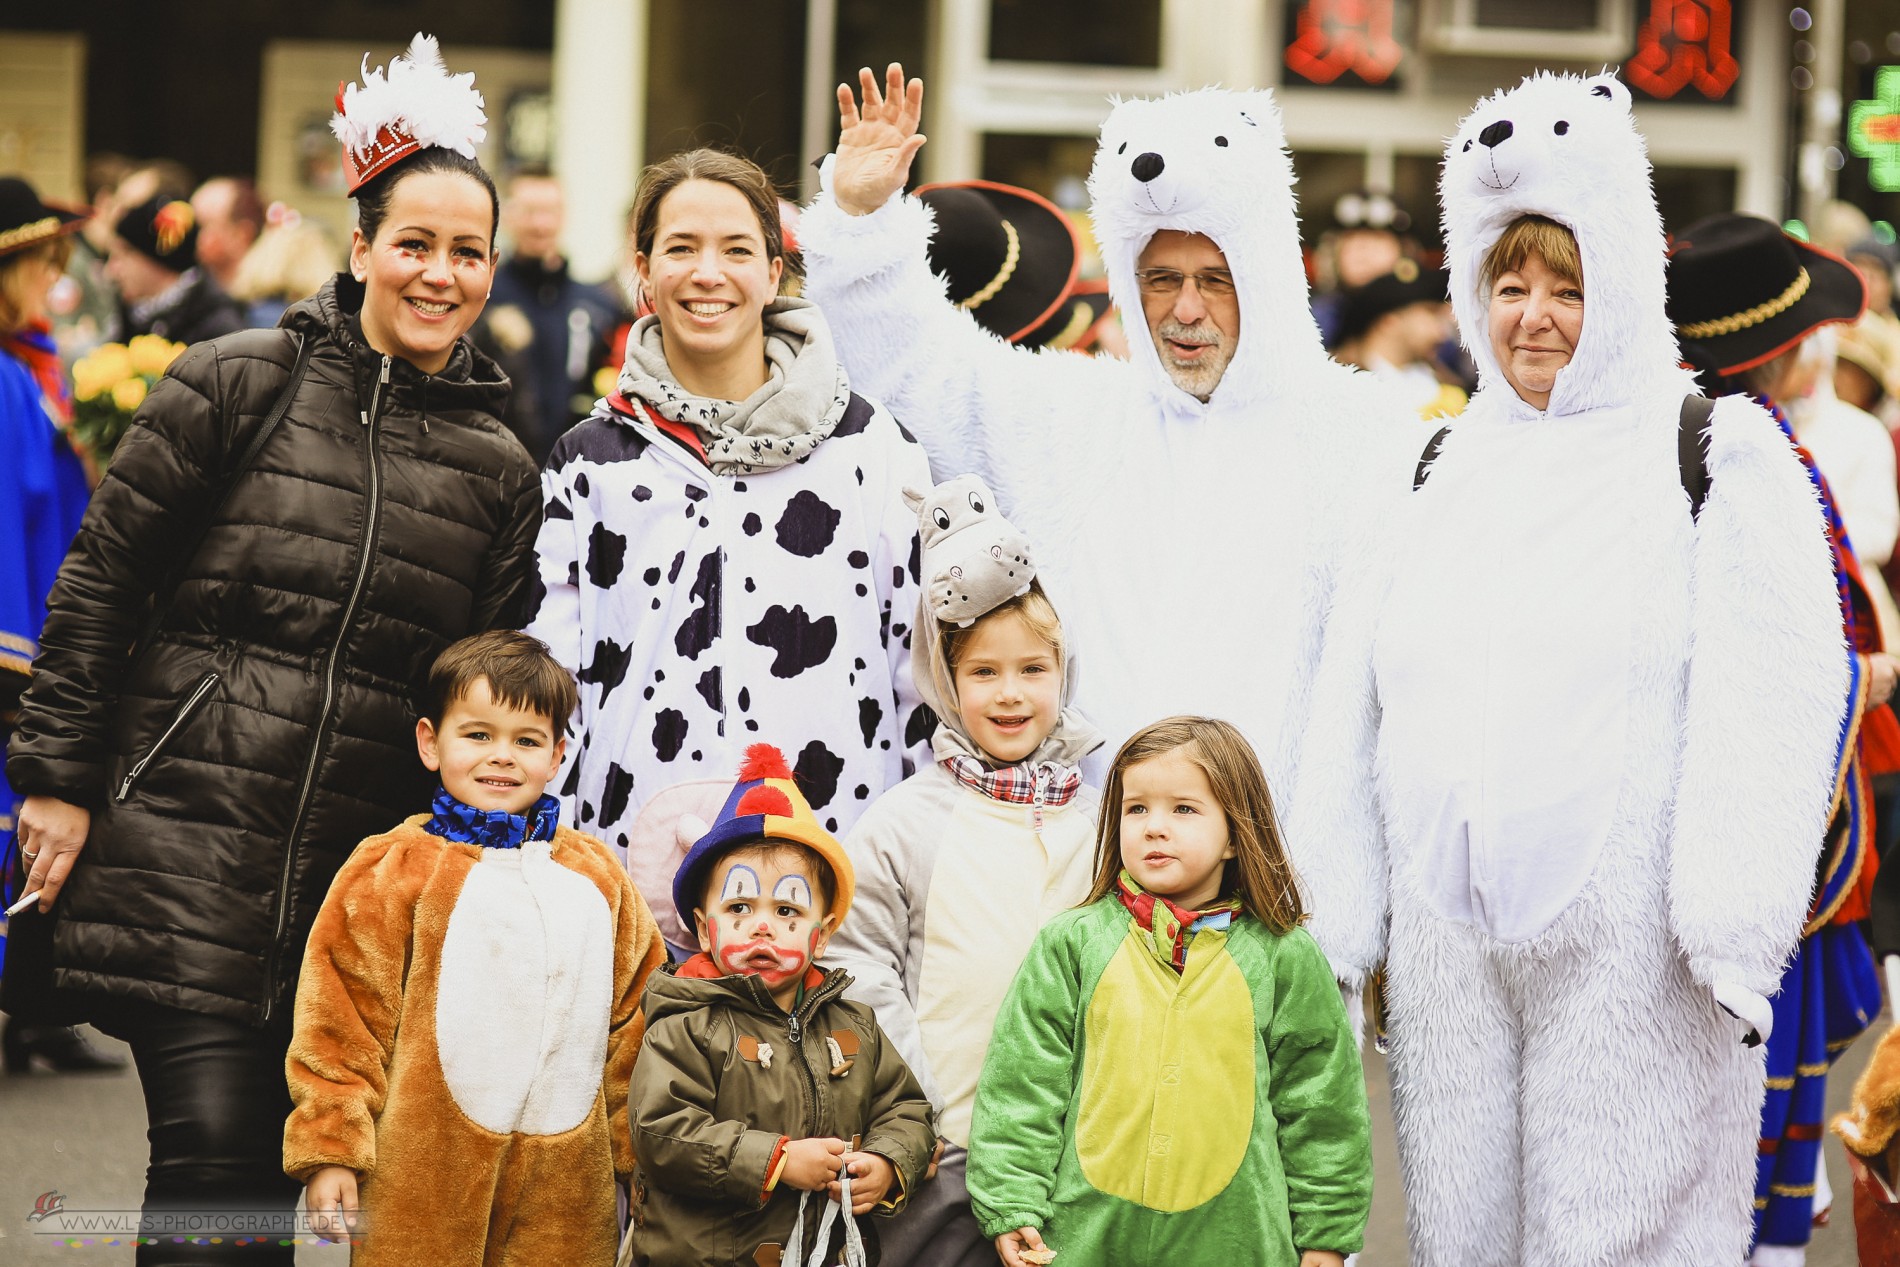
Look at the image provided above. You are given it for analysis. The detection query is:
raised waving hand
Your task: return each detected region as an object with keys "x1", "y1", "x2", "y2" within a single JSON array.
[{"x1": 834, "y1": 63, "x2": 926, "y2": 216}]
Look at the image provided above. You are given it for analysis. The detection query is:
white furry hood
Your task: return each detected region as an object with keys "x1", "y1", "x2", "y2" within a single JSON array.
[
  {"x1": 1441, "y1": 72, "x2": 1686, "y2": 416},
  {"x1": 1087, "y1": 88, "x2": 1330, "y2": 418}
]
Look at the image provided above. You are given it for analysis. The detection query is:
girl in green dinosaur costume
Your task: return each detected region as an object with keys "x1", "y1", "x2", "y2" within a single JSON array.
[{"x1": 968, "y1": 716, "x2": 1371, "y2": 1267}]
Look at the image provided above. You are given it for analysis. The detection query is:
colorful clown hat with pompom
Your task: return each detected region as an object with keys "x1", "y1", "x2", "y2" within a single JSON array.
[
  {"x1": 331, "y1": 33, "x2": 487, "y2": 195},
  {"x1": 672, "y1": 744, "x2": 855, "y2": 926}
]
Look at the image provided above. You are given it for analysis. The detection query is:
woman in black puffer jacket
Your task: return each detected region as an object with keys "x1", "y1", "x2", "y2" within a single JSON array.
[{"x1": 6, "y1": 42, "x2": 539, "y2": 1265}]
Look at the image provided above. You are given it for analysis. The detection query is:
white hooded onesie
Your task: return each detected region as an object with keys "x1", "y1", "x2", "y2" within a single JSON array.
[
  {"x1": 1289, "y1": 73, "x2": 1847, "y2": 1266},
  {"x1": 800, "y1": 87, "x2": 1419, "y2": 795}
]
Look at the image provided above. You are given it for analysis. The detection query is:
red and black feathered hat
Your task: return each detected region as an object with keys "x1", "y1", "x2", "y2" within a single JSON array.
[
  {"x1": 0, "y1": 177, "x2": 88, "y2": 258},
  {"x1": 330, "y1": 33, "x2": 487, "y2": 196}
]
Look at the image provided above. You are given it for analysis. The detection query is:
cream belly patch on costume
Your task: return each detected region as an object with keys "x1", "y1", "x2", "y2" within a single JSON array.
[{"x1": 434, "y1": 843, "x2": 615, "y2": 1135}]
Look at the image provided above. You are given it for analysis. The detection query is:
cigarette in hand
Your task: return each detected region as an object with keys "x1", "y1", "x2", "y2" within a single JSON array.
[{"x1": 6, "y1": 890, "x2": 44, "y2": 917}]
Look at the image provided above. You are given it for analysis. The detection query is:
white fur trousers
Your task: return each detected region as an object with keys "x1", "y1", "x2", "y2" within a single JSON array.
[{"x1": 1383, "y1": 831, "x2": 1764, "y2": 1267}]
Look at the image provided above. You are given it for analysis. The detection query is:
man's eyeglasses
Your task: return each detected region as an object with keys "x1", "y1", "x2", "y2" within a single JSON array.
[{"x1": 1134, "y1": 268, "x2": 1236, "y2": 297}]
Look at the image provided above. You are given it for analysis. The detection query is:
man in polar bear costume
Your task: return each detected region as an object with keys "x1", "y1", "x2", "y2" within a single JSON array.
[
  {"x1": 799, "y1": 65, "x2": 1417, "y2": 793},
  {"x1": 1288, "y1": 72, "x2": 1848, "y2": 1264}
]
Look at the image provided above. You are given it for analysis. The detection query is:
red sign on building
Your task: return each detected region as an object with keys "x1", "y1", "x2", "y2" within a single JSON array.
[
  {"x1": 1627, "y1": 0, "x2": 1739, "y2": 101},
  {"x1": 1285, "y1": 0, "x2": 1404, "y2": 87}
]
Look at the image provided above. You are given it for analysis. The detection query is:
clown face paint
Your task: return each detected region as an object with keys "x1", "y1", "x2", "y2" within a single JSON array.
[{"x1": 694, "y1": 844, "x2": 836, "y2": 1010}]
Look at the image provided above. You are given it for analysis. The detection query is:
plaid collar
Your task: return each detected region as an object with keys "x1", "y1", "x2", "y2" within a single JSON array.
[
  {"x1": 426, "y1": 787, "x2": 561, "y2": 850},
  {"x1": 941, "y1": 754, "x2": 1082, "y2": 832},
  {"x1": 1115, "y1": 871, "x2": 1242, "y2": 972}
]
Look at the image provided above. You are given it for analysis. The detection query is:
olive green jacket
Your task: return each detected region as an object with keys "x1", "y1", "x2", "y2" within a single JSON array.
[{"x1": 626, "y1": 957, "x2": 936, "y2": 1266}]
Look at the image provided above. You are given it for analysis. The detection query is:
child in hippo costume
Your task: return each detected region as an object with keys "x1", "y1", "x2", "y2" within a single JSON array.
[
  {"x1": 800, "y1": 66, "x2": 1418, "y2": 800},
  {"x1": 1290, "y1": 73, "x2": 1847, "y2": 1264}
]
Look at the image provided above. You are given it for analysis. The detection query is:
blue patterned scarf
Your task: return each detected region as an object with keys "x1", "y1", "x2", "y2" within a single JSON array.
[{"x1": 425, "y1": 787, "x2": 561, "y2": 850}]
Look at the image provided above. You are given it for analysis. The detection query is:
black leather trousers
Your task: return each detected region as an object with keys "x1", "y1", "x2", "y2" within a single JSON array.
[{"x1": 99, "y1": 1003, "x2": 301, "y2": 1266}]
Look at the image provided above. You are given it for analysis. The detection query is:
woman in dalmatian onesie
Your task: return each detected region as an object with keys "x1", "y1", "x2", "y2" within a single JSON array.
[
  {"x1": 800, "y1": 66, "x2": 1419, "y2": 793},
  {"x1": 525, "y1": 149, "x2": 931, "y2": 956},
  {"x1": 1289, "y1": 73, "x2": 1847, "y2": 1265}
]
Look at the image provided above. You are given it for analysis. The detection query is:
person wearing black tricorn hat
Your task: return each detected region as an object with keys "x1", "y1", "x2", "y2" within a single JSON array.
[
  {"x1": 914, "y1": 179, "x2": 1086, "y2": 349},
  {"x1": 1326, "y1": 260, "x2": 1464, "y2": 419},
  {"x1": 0, "y1": 176, "x2": 127, "y2": 1078},
  {"x1": 104, "y1": 190, "x2": 246, "y2": 346},
  {"x1": 1669, "y1": 210, "x2": 1900, "y2": 1263},
  {"x1": 6, "y1": 35, "x2": 541, "y2": 1263}
]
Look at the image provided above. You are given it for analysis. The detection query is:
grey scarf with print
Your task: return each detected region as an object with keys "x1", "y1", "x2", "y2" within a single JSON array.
[{"x1": 616, "y1": 296, "x2": 852, "y2": 476}]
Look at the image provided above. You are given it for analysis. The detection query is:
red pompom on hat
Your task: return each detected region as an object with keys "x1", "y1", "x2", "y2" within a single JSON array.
[{"x1": 331, "y1": 33, "x2": 487, "y2": 195}]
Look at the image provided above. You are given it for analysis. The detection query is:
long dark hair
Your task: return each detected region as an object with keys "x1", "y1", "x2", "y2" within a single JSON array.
[
  {"x1": 1081, "y1": 716, "x2": 1305, "y2": 934},
  {"x1": 352, "y1": 147, "x2": 499, "y2": 247}
]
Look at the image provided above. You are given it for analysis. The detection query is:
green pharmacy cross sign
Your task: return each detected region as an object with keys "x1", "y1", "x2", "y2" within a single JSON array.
[{"x1": 1851, "y1": 66, "x2": 1900, "y2": 192}]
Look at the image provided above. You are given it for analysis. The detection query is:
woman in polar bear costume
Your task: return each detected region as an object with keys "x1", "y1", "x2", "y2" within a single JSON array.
[
  {"x1": 1289, "y1": 73, "x2": 1847, "y2": 1265},
  {"x1": 799, "y1": 66, "x2": 1418, "y2": 794}
]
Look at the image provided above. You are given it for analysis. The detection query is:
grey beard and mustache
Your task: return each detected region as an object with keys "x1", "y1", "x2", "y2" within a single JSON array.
[{"x1": 1154, "y1": 316, "x2": 1234, "y2": 402}]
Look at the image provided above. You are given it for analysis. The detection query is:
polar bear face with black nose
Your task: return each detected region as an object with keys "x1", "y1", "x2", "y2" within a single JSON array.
[
  {"x1": 1086, "y1": 87, "x2": 1328, "y2": 402},
  {"x1": 1441, "y1": 72, "x2": 1681, "y2": 412}
]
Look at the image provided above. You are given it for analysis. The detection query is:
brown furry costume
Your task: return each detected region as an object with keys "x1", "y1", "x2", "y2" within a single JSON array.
[{"x1": 285, "y1": 816, "x2": 665, "y2": 1266}]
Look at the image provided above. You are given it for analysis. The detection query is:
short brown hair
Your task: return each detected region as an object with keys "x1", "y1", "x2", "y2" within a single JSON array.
[
  {"x1": 1481, "y1": 214, "x2": 1582, "y2": 290},
  {"x1": 631, "y1": 148, "x2": 784, "y2": 266},
  {"x1": 1082, "y1": 716, "x2": 1305, "y2": 935},
  {"x1": 0, "y1": 237, "x2": 74, "y2": 336},
  {"x1": 943, "y1": 581, "x2": 1064, "y2": 673},
  {"x1": 425, "y1": 630, "x2": 578, "y2": 728}
]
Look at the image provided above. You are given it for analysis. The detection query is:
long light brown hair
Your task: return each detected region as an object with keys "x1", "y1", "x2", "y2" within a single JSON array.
[{"x1": 1082, "y1": 716, "x2": 1305, "y2": 934}]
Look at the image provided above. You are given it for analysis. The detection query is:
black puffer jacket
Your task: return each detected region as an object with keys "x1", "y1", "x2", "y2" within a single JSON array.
[{"x1": 7, "y1": 274, "x2": 541, "y2": 1025}]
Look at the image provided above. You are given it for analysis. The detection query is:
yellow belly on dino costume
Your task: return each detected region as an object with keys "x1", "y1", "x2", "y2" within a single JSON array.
[{"x1": 1075, "y1": 931, "x2": 1256, "y2": 1211}]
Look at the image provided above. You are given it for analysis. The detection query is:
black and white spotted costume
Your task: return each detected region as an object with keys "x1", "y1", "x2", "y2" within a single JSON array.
[{"x1": 525, "y1": 339, "x2": 931, "y2": 948}]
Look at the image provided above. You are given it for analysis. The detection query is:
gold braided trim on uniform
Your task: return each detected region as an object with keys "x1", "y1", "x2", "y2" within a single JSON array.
[
  {"x1": 1795, "y1": 1061, "x2": 1830, "y2": 1076},
  {"x1": 1769, "y1": 1182, "x2": 1817, "y2": 1198},
  {"x1": 0, "y1": 216, "x2": 60, "y2": 254},
  {"x1": 1, "y1": 651, "x2": 32, "y2": 677},
  {"x1": 0, "y1": 631, "x2": 37, "y2": 657},
  {"x1": 1829, "y1": 1032, "x2": 1865, "y2": 1052},
  {"x1": 1678, "y1": 269, "x2": 1811, "y2": 340},
  {"x1": 1753, "y1": 1197, "x2": 1769, "y2": 1211},
  {"x1": 1764, "y1": 1075, "x2": 1795, "y2": 1090},
  {"x1": 959, "y1": 219, "x2": 1020, "y2": 313}
]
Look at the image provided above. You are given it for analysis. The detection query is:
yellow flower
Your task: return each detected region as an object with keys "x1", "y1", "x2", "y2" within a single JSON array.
[
  {"x1": 128, "y1": 334, "x2": 183, "y2": 377},
  {"x1": 111, "y1": 377, "x2": 148, "y2": 413},
  {"x1": 71, "y1": 357, "x2": 103, "y2": 401},
  {"x1": 88, "y1": 343, "x2": 134, "y2": 387},
  {"x1": 593, "y1": 365, "x2": 618, "y2": 399}
]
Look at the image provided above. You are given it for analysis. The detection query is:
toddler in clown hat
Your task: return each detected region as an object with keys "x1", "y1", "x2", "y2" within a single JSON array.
[{"x1": 623, "y1": 744, "x2": 936, "y2": 1267}]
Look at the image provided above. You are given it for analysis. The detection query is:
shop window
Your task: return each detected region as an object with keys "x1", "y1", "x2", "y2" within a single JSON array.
[
  {"x1": 1652, "y1": 164, "x2": 1737, "y2": 235},
  {"x1": 981, "y1": 133, "x2": 1099, "y2": 211},
  {"x1": 987, "y1": 0, "x2": 1162, "y2": 67},
  {"x1": 645, "y1": 0, "x2": 809, "y2": 192}
]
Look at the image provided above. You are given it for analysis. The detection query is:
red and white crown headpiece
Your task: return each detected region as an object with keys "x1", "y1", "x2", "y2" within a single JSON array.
[{"x1": 331, "y1": 33, "x2": 487, "y2": 195}]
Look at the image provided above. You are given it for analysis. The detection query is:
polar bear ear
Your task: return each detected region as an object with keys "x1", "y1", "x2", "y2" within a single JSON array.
[
  {"x1": 1586, "y1": 73, "x2": 1631, "y2": 111},
  {"x1": 676, "y1": 813, "x2": 709, "y2": 852}
]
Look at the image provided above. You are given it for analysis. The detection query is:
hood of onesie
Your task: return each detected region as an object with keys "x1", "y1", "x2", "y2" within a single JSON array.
[
  {"x1": 1087, "y1": 88, "x2": 1329, "y2": 415},
  {"x1": 1441, "y1": 72, "x2": 1686, "y2": 415}
]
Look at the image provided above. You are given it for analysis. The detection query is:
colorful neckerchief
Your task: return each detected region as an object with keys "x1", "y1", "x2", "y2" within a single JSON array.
[
  {"x1": 941, "y1": 754, "x2": 1082, "y2": 832},
  {"x1": 2, "y1": 323, "x2": 72, "y2": 424},
  {"x1": 1115, "y1": 871, "x2": 1242, "y2": 972},
  {"x1": 425, "y1": 786, "x2": 561, "y2": 850}
]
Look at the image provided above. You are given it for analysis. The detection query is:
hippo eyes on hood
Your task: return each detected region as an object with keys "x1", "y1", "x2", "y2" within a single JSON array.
[
  {"x1": 967, "y1": 491, "x2": 985, "y2": 513},
  {"x1": 1553, "y1": 120, "x2": 1570, "y2": 135},
  {"x1": 933, "y1": 508, "x2": 951, "y2": 530},
  {"x1": 1215, "y1": 135, "x2": 1229, "y2": 147}
]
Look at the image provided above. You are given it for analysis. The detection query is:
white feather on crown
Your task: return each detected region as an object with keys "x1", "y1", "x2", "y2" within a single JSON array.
[{"x1": 330, "y1": 34, "x2": 486, "y2": 171}]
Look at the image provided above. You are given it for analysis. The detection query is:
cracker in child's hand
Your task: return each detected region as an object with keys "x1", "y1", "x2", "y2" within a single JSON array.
[{"x1": 1021, "y1": 1250, "x2": 1056, "y2": 1265}]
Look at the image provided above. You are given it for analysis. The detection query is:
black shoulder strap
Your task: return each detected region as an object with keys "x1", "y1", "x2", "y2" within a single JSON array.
[
  {"x1": 1678, "y1": 393, "x2": 1715, "y2": 521},
  {"x1": 1413, "y1": 424, "x2": 1451, "y2": 491},
  {"x1": 137, "y1": 333, "x2": 312, "y2": 649}
]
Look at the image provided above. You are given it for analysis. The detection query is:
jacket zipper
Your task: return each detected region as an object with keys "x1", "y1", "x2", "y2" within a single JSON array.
[
  {"x1": 115, "y1": 672, "x2": 220, "y2": 802},
  {"x1": 263, "y1": 354, "x2": 391, "y2": 1021}
]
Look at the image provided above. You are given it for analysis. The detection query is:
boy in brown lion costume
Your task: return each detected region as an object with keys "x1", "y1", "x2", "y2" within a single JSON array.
[{"x1": 284, "y1": 630, "x2": 665, "y2": 1264}]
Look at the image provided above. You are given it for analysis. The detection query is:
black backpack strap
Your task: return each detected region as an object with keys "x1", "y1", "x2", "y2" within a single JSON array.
[
  {"x1": 1678, "y1": 393, "x2": 1715, "y2": 521},
  {"x1": 1413, "y1": 424, "x2": 1451, "y2": 491},
  {"x1": 137, "y1": 332, "x2": 312, "y2": 649}
]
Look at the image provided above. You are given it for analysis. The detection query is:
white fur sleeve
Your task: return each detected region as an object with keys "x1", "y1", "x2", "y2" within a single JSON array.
[
  {"x1": 1284, "y1": 500, "x2": 1395, "y2": 991},
  {"x1": 1670, "y1": 396, "x2": 1848, "y2": 996},
  {"x1": 799, "y1": 172, "x2": 1135, "y2": 515}
]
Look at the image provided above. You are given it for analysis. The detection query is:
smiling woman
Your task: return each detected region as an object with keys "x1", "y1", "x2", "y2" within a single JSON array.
[
  {"x1": 4, "y1": 35, "x2": 542, "y2": 1267},
  {"x1": 1480, "y1": 214, "x2": 1583, "y2": 410}
]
